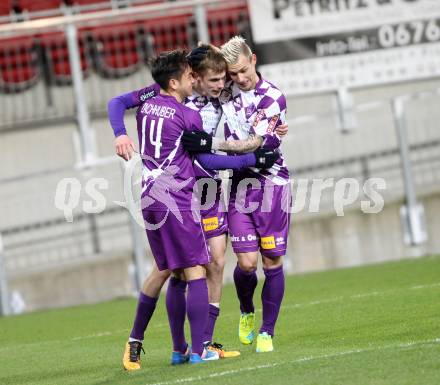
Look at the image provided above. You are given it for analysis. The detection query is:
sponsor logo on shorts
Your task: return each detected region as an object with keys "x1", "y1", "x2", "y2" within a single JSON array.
[
  {"x1": 230, "y1": 233, "x2": 257, "y2": 243},
  {"x1": 203, "y1": 216, "x2": 219, "y2": 232},
  {"x1": 267, "y1": 114, "x2": 280, "y2": 134},
  {"x1": 261, "y1": 235, "x2": 276, "y2": 249},
  {"x1": 276, "y1": 236, "x2": 285, "y2": 246}
]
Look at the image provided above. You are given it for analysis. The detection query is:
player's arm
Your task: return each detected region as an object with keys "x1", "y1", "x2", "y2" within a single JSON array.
[
  {"x1": 183, "y1": 126, "x2": 288, "y2": 153},
  {"x1": 195, "y1": 149, "x2": 279, "y2": 170},
  {"x1": 107, "y1": 83, "x2": 160, "y2": 160},
  {"x1": 182, "y1": 130, "x2": 262, "y2": 154},
  {"x1": 184, "y1": 108, "x2": 278, "y2": 168},
  {"x1": 198, "y1": 121, "x2": 288, "y2": 153},
  {"x1": 212, "y1": 134, "x2": 262, "y2": 153},
  {"x1": 107, "y1": 83, "x2": 160, "y2": 137},
  {"x1": 181, "y1": 101, "x2": 288, "y2": 154}
]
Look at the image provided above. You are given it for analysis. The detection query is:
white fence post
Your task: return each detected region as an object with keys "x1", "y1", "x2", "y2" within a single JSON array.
[
  {"x1": 66, "y1": 22, "x2": 96, "y2": 165},
  {"x1": 194, "y1": 0, "x2": 210, "y2": 44},
  {"x1": 334, "y1": 87, "x2": 358, "y2": 133},
  {"x1": 392, "y1": 97, "x2": 428, "y2": 246},
  {"x1": 0, "y1": 233, "x2": 10, "y2": 316}
]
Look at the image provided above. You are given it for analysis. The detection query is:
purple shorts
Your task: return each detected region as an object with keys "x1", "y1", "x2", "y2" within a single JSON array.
[
  {"x1": 199, "y1": 179, "x2": 228, "y2": 239},
  {"x1": 228, "y1": 182, "x2": 291, "y2": 258},
  {"x1": 143, "y1": 209, "x2": 210, "y2": 271}
]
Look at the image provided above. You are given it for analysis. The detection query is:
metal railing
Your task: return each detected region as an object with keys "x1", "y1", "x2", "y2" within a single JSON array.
[{"x1": 0, "y1": 0, "x2": 250, "y2": 130}]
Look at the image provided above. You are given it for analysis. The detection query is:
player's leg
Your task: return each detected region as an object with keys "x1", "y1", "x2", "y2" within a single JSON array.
[
  {"x1": 254, "y1": 183, "x2": 291, "y2": 353},
  {"x1": 234, "y1": 251, "x2": 259, "y2": 344},
  {"x1": 141, "y1": 209, "x2": 202, "y2": 365},
  {"x1": 123, "y1": 262, "x2": 170, "y2": 370},
  {"x1": 166, "y1": 269, "x2": 191, "y2": 365},
  {"x1": 202, "y1": 232, "x2": 240, "y2": 358},
  {"x1": 256, "y1": 254, "x2": 285, "y2": 353},
  {"x1": 204, "y1": 233, "x2": 226, "y2": 344},
  {"x1": 228, "y1": 196, "x2": 260, "y2": 345},
  {"x1": 147, "y1": 209, "x2": 218, "y2": 364},
  {"x1": 183, "y1": 264, "x2": 219, "y2": 363}
]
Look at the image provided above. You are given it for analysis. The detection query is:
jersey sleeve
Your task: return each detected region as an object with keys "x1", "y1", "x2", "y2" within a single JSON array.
[
  {"x1": 107, "y1": 83, "x2": 160, "y2": 137},
  {"x1": 195, "y1": 152, "x2": 255, "y2": 170},
  {"x1": 253, "y1": 90, "x2": 287, "y2": 150}
]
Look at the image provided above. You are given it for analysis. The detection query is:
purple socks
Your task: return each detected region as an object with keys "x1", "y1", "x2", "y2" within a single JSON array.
[
  {"x1": 260, "y1": 265, "x2": 285, "y2": 336},
  {"x1": 165, "y1": 276, "x2": 188, "y2": 353},
  {"x1": 233, "y1": 264, "x2": 258, "y2": 314},
  {"x1": 166, "y1": 277, "x2": 209, "y2": 356},
  {"x1": 187, "y1": 278, "x2": 209, "y2": 356},
  {"x1": 129, "y1": 292, "x2": 158, "y2": 341},
  {"x1": 203, "y1": 304, "x2": 220, "y2": 343}
]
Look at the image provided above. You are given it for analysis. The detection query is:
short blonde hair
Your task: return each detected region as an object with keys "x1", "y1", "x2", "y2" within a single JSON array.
[{"x1": 220, "y1": 36, "x2": 252, "y2": 65}]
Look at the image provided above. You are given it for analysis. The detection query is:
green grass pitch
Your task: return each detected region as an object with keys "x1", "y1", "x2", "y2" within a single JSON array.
[{"x1": 0, "y1": 255, "x2": 439, "y2": 385}]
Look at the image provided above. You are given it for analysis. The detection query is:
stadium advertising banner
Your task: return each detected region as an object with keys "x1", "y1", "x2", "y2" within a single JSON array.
[{"x1": 248, "y1": 0, "x2": 440, "y2": 95}]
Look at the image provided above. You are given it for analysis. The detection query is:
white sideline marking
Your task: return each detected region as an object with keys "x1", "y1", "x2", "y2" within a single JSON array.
[
  {"x1": 410, "y1": 283, "x2": 440, "y2": 290},
  {"x1": 147, "y1": 338, "x2": 440, "y2": 385}
]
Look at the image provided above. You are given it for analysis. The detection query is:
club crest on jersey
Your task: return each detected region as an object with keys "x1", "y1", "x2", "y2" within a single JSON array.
[
  {"x1": 267, "y1": 114, "x2": 280, "y2": 133},
  {"x1": 233, "y1": 95, "x2": 242, "y2": 110},
  {"x1": 245, "y1": 104, "x2": 257, "y2": 119},
  {"x1": 194, "y1": 96, "x2": 207, "y2": 108},
  {"x1": 219, "y1": 88, "x2": 232, "y2": 103},
  {"x1": 253, "y1": 110, "x2": 266, "y2": 128}
]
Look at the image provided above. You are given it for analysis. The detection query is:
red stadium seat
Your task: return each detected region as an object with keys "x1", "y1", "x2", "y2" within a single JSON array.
[
  {"x1": 207, "y1": 5, "x2": 250, "y2": 47},
  {"x1": 0, "y1": 1, "x2": 13, "y2": 16},
  {"x1": 138, "y1": 14, "x2": 192, "y2": 54},
  {"x1": 17, "y1": 0, "x2": 63, "y2": 13},
  {"x1": 39, "y1": 31, "x2": 90, "y2": 85},
  {"x1": 88, "y1": 22, "x2": 142, "y2": 78},
  {"x1": 0, "y1": 36, "x2": 39, "y2": 93}
]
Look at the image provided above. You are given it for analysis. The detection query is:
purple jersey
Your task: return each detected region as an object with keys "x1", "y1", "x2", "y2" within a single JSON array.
[
  {"x1": 108, "y1": 84, "x2": 223, "y2": 180},
  {"x1": 136, "y1": 93, "x2": 203, "y2": 212},
  {"x1": 220, "y1": 75, "x2": 290, "y2": 186}
]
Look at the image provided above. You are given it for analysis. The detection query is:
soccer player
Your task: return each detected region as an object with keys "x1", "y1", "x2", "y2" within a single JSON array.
[
  {"x1": 184, "y1": 36, "x2": 291, "y2": 353},
  {"x1": 108, "y1": 47, "x2": 279, "y2": 369}
]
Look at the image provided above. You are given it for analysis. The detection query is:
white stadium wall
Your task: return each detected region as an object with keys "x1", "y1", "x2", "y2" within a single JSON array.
[{"x1": 1, "y1": 0, "x2": 440, "y2": 312}]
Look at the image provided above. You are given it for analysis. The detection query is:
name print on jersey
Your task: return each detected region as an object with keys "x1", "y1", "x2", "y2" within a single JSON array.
[{"x1": 141, "y1": 103, "x2": 176, "y2": 119}]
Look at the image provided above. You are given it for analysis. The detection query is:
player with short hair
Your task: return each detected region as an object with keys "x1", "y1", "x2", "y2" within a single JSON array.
[
  {"x1": 184, "y1": 36, "x2": 291, "y2": 353},
  {"x1": 135, "y1": 49, "x2": 217, "y2": 364},
  {"x1": 108, "y1": 47, "x2": 280, "y2": 369}
]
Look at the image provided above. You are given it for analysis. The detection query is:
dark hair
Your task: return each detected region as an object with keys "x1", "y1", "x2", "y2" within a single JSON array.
[
  {"x1": 187, "y1": 44, "x2": 227, "y2": 76},
  {"x1": 150, "y1": 49, "x2": 189, "y2": 90}
]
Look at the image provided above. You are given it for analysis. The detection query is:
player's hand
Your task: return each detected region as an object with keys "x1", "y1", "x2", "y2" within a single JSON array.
[
  {"x1": 115, "y1": 135, "x2": 136, "y2": 161},
  {"x1": 275, "y1": 122, "x2": 289, "y2": 137},
  {"x1": 253, "y1": 148, "x2": 280, "y2": 168},
  {"x1": 182, "y1": 131, "x2": 212, "y2": 153}
]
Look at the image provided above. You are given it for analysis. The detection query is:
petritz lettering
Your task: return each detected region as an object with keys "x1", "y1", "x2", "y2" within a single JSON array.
[
  {"x1": 272, "y1": 0, "x2": 418, "y2": 18},
  {"x1": 141, "y1": 103, "x2": 176, "y2": 119}
]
